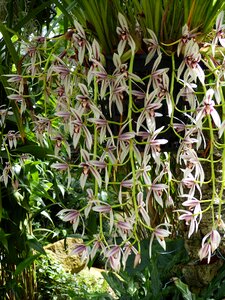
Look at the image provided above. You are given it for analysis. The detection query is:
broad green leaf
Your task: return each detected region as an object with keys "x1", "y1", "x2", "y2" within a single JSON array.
[
  {"x1": 27, "y1": 237, "x2": 46, "y2": 255},
  {"x1": 12, "y1": 144, "x2": 53, "y2": 158},
  {"x1": 173, "y1": 277, "x2": 196, "y2": 300},
  {"x1": 0, "y1": 228, "x2": 10, "y2": 252},
  {"x1": 14, "y1": 253, "x2": 40, "y2": 277}
]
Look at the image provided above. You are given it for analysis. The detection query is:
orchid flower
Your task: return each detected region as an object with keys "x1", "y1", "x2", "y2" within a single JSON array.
[
  {"x1": 1, "y1": 162, "x2": 13, "y2": 187},
  {"x1": 5, "y1": 131, "x2": 21, "y2": 149},
  {"x1": 137, "y1": 94, "x2": 162, "y2": 133},
  {"x1": 177, "y1": 24, "x2": 196, "y2": 56},
  {"x1": 33, "y1": 115, "x2": 52, "y2": 146},
  {"x1": 199, "y1": 230, "x2": 221, "y2": 263},
  {"x1": 8, "y1": 94, "x2": 26, "y2": 114},
  {"x1": 88, "y1": 117, "x2": 113, "y2": 144},
  {"x1": 92, "y1": 203, "x2": 114, "y2": 233},
  {"x1": 0, "y1": 105, "x2": 13, "y2": 127},
  {"x1": 51, "y1": 162, "x2": 71, "y2": 188},
  {"x1": 196, "y1": 89, "x2": 221, "y2": 128},
  {"x1": 79, "y1": 149, "x2": 106, "y2": 189},
  {"x1": 105, "y1": 245, "x2": 122, "y2": 272},
  {"x1": 69, "y1": 109, "x2": 92, "y2": 150},
  {"x1": 122, "y1": 243, "x2": 139, "y2": 269},
  {"x1": 57, "y1": 208, "x2": 84, "y2": 235},
  {"x1": 109, "y1": 81, "x2": 128, "y2": 116},
  {"x1": 90, "y1": 235, "x2": 106, "y2": 261},
  {"x1": 116, "y1": 13, "x2": 135, "y2": 56},
  {"x1": 177, "y1": 197, "x2": 202, "y2": 238},
  {"x1": 71, "y1": 243, "x2": 90, "y2": 265},
  {"x1": 137, "y1": 191, "x2": 151, "y2": 226},
  {"x1": 149, "y1": 224, "x2": 171, "y2": 258},
  {"x1": 180, "y1": 172, "x2": 202, "y2": 199},
  {"x1": 143, "y1": 28, "x2": 161, "y2": 64},
  {"x1": 139, "y1": 126, "x2": 168, "y2": 166},
  {"x1": 147, "y1": 182, "x2": 168, "y2": 207},
  {"x1": 116, "y1": 217, "x2": 134, "y2": 240},
  {"x1": 212, "y1": 11, "x2": 225, "y2": 56},
  {"x1": 177, "y1": 39, "x2": 205, "y2": 84},
  {"x1": 117, "y1": 126, "x2": 135, "y2": 163},
  {"x1": 73, "y1": 20, "x2": 90, "y2": 64}
]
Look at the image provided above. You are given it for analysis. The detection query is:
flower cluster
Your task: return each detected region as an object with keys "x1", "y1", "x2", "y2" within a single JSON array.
[{"x1": 4, "y1": 12, "x2": 225, "y2": 272}]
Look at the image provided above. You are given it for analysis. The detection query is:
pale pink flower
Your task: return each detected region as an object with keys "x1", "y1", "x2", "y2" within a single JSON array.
[
  {"x1": 149, "y1": 224, "x2": 171, "y2": 258},
  {"x1": 180, "y1": 173, "x2": 202, "y2": 199},
  {"x1": 137, "y1": 191, "x2": 150, "y2": 226},
  {"x1": 177, "y1": 24, "x2": 195, "y2": 56},
  {"x1": 70, "y1": 109, "x2": 92, "y2": 150},
  {"x1": 212, "y1": 11, "x2": 225, "y2": 56},
  {"x1": 8, "y1": 94, "x2": 26, "y2": 114},
  {"x1": 179, "y1": 148, "x2": 205, "y2": 184},
  {"x1": 5, "y1": 131, "x2": 21, "y2": 149},
  {"x1": 57, "y1": 208, "x2": 84, "y2": 234},
  {"x1": 177, "y1": 39, "x2": 205, "y2": 84},
  {"x1": 196, "y1": 89, "x2": 221, "y2": 128},
  {"x1": 138, "y1": 126, "x2": 168, "y2": 166},
  {"x1": 1, "y1": 162, "x2": 12, "y2": 187},
  {"x1": 122, "y1": 243, "x2": 139, "y2": 269},
  {"x1": 73, "y1": 20, "x2": 90, "y2": 64},
  {"x1": 116, "y1": 218, "x2": 134, "y2": 240},
  {"x1": 0, "y1": 105, "x2": 13, "y2": 126},
  {"x1": 199, "y1": 230, "x2": 221, "y2": 263},
  {"x1": 116, "y1": 13, "x2": 135, "y2": 56},
  {"x1": 143, "y1": 28, "x2": 161, "y2": 64},
  {"x1": 79, "y1": 149, "x2": 106, "y2": 189},
  {"x1": 105, "y1": 245, "x2": 122, "y2": 272},
  {"x1": 92, "y1": 204, "x2": 114, "y2": 233},
  {"x1": 149, "y1": 183, "x2": 168, "y2": 207},
  {"x1": 51, "y1": 162, "x2": 71, "y2": 188},
  {"x1": 177, "y1": 206, "x2": 201, "y2": 238},
  {"x1": 71, "y1": 243, "x2": 90, "y2": 264}
]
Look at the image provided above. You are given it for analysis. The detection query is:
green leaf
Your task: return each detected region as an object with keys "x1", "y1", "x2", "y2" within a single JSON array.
[
  {"x1": 12, "y1": 144, "x2": 53, "y2": 158},
  {"x1": 27, "y1": 237, "x2": 46, "y2": 255},
  {"x1": 0, "y1": 228, "x2": 10, "y2": 252},
  {"x1": 0, "y1": 22, "x2": 19, "y2": 65},
  {"x1": 173, "y1": 277, "x2": 196, "y2": 300},
  {"x1": 15, "y1": 253, "x2": 40, "y2": 277}
]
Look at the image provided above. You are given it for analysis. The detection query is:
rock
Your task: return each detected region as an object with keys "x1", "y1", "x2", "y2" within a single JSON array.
[{"x1": 44, "y1": 238, "x2": 85, "y2": 274}]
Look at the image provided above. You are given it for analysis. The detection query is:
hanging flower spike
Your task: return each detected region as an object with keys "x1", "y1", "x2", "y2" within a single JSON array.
[{"x1": 116, "y1": 13, "x2": 135, "y2": 56}]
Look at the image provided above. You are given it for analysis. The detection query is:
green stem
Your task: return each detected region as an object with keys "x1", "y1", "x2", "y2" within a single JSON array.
[
  {"x1": 219, "y1": 86, "x2": 225, "y2": 220},
  {"x1": 207, "y1": 114, "x2": 216, "y2": 227},
  {"x1": 127, "y1": 52, "x2": 140, "y2": 242}
]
